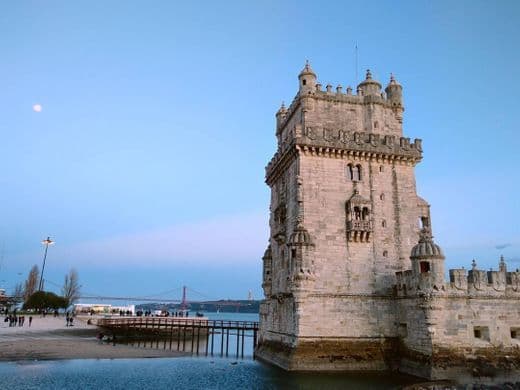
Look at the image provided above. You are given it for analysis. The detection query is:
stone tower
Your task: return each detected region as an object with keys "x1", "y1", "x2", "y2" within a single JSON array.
[{"x1": 256, "y1": 63, "x2": 430, "y2": 370}]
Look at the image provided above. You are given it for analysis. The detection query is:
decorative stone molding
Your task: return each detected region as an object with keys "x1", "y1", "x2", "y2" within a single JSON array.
[{"x1": 265, "y1": 129, "x2": 422, "y2": 184}]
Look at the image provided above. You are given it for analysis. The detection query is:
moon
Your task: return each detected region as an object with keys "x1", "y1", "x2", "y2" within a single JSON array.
[{"x1": 32, "y1": 104, "x2": 42, "y2": 112}]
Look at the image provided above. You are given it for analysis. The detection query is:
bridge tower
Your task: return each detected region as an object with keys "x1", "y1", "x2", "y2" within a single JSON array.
[
  {"x1": 256, "y1": 64, "x2": 429, "y2": 370},
  {"x1": 180, "y1": 285, "x2": 188, "y2": 310}
]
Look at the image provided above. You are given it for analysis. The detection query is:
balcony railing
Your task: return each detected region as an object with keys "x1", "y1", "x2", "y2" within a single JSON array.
[{"x1": 347, "y1": 220, "x2": 372, "y2": 231}]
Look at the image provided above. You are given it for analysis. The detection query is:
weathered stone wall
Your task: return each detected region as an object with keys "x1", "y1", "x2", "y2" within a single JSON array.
[
  {"x1": 298, "y1": 153, "x2": 422, "y2": 295},
  {"x1": 395, "y1": 266, "x2": 520, "y2": 381},
  {"x1": 258, "y1": 64, "x2": 520, "y2": 383},
  {"x1": 301, "y1": 93, "x2": 402, "y2": 137}
]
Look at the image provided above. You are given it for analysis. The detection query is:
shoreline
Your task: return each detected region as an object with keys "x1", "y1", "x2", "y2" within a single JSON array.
[{"x1": 0, "y1": 316, "x2": 187, "y2": 362}]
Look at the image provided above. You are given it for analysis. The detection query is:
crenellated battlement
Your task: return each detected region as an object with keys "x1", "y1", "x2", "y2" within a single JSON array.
[
  {"x1": 276, "y1": 67, "x2": 404, "y2": 136},
  {"x1": 448, "y1": 260, "x2": 520, "y2": 296},
  {"x1": 265, "y1": 129, "x2": 422, "y2": 184},
  {"x1": 298, "y1": 127, "x2": 421, "y2": 156},
  {"x1": 395, "y1": 257, "x2": 520, "y2": 298},
  {"x1": 395, "y1": 269, "x2": 445, "y2": 297},
  {"x1": 277, "y1": 84, "x2": 402, "y2": 134}
]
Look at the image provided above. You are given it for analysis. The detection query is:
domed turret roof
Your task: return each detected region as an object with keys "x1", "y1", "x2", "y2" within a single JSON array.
[
  {"x1": 299, "y1": 60, "x2": 316, "y2": 77},
  {"x1": 385, "y1": 73, "x2": 401, "y2": 88},
  {"x1": 276, "y1": 101, "x2": 287, "y2": 116},
  {"x1": 289, "y1": 221, "x2": 313, "y2": 246},
  {"x1": 357, "y1": 69, "x2": 382, "y2": 89},
  {"x1": 411, "y1": 228, "x2": 444, "y2": 259}
]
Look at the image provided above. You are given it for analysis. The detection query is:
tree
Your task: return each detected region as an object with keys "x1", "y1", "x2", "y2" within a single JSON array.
[
  {"x1": 23, "y1": 265, "x2": 40, "y2": 302},
  {"x1": 62, "y1": 268, "x2": 80, "y2": 306},
  {"x1": 23, "y1": 291, "x2": 68, "y2": 311}
]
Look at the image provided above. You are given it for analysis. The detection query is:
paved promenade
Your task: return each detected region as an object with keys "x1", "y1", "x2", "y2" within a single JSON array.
[{"x1": 0, "y1": 315, "x2": 186, "y2": 361}]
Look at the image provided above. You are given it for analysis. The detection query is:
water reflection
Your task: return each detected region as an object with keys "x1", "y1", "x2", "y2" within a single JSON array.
[
  {"x1": 116, "y1": 327, "x2": 256, "y2": 359},
  {"x1": 0, "y1": 357, "x2": 421, "y2": 389}
]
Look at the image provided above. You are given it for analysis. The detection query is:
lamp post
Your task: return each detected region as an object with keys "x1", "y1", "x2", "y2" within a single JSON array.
[{"x1": 38, "y1": 237, "x2": 54, "y2": 291}]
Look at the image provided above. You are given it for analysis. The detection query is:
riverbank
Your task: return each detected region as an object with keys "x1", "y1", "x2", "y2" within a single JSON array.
[{"x1": 0, "y1": 315, "x2": 186, "y2": 361}]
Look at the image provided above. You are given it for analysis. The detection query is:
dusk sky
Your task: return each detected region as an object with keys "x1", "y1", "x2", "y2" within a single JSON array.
[{"x1": 1, "y1": 1, "x2": 519, "y2": 301}]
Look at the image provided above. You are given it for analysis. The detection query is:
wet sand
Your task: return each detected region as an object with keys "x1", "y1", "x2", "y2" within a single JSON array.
[{"x1": 0, "y1": 316, "x2": 186, "y2": 361}]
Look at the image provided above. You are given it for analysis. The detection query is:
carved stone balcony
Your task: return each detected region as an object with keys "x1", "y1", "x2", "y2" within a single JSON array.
[{"x1": 346, "y1": 220, "x2": 372, "y2": 242}]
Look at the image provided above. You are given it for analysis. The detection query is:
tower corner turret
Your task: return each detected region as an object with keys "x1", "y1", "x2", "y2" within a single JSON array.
[{"x1": 298, "y1": 60, "x2": 317, "y2": 95}]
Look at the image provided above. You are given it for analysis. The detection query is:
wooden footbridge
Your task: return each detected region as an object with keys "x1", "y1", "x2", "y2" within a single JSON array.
[{"x1": 97, "y1": 317, "x2": 259, "y2": 359}]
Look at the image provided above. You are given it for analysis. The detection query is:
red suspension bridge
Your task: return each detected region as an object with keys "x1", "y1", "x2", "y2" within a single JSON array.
[{"x1": 43, "y1": 281, "x2": 255, "y2": 310}]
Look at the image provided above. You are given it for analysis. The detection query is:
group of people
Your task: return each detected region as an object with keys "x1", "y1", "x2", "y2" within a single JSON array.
[{"x1": 4, "y1": 314, "x2": 33, "y2": 327}]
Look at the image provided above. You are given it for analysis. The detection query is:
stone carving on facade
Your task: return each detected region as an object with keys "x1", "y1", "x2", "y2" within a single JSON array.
[
  {"x1": 510, "y1": 272, "x2": 520, "y2": 292},
  {"x1": 304, "y1": 126, "x2": 317, "y2": 140},
  {"x1": 346, "y1": 189, "x2": 372, "y2": 242},
  {"x1": 338, "y1": 130, "x2": 349, "y2": 144},
  {"x1": 468, "y1": 268, "x2": 488, "y2": 291},
  {"x1": 272, "y1": 203, "x2": 287, "y2": 244},
  {"x1": 489, "y1": 270, "x2": 506, "y2": 292},
  {"x1": 449, "y1": 268, "x2": 468, "y2": 290}
]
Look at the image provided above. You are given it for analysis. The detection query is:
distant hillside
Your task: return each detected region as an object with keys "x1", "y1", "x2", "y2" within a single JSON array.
[{"x1": 137, "y1": 300, "x2": 260, "y2": 313}]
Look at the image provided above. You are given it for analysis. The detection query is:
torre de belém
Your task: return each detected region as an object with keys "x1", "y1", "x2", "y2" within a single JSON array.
[{"x1": 255, "y1": 62, "x2": 520, "y2": 383}]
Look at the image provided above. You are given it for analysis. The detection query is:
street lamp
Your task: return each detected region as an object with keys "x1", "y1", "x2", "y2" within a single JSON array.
[{"x1": 38, "y1": 237, "x2": 54, "y2": 291}]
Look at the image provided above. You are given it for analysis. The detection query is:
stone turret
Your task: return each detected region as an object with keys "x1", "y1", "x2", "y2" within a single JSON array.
[
  {"x1": 275, "y1": 102, "x2": 288, "y2": 134},
  {"x1": 262, "y1": 245, "x2": 272, "y2": 296},
  {"x1": 298, "y1": 61, "x2": 317, "y2": 94},
  {"x1": 410, "y1": 227, "x2": 445, "y2": 286},
  {"x1": 288, "y1": 220, "x2": 315, "y2": 287},
  {"x1": 357, "y1": 69, "x2": 382, "y2": 96},
  {"x1": 385, "y1": 73, "x2": 403, "y2": 107}
]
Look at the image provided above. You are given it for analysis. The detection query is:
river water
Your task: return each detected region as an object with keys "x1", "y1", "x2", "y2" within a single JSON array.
[
  {"x1": 0, "y1": 312, "x2": 422, "y2": 389},
  {"x1": 0, "y1": 358, "x2": 420, "y2": 389}
]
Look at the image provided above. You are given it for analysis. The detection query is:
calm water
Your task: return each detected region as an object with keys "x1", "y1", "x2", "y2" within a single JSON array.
[
  {"x1": 0, "y1": 358, "x2": 420, "y2": 390},
  {"x1": 0, "y1": 312, "x2": 421, "y2": 389}
]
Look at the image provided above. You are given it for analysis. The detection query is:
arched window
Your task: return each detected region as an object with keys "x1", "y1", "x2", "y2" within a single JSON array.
[
  {"x1": 421, "y1": 216, "x2": 430, "y2": 228},
  {"x1": 380, "y1": 193, "x2": 385, "y2": 201},
  {"x1": 362, "y1": 207, "x2": 369, "y2": 221},
  {"x1": 354, "y1": 207, "x2": 361, "y2": 220},
  {"x1": 354, "y1": 164, "x2": 362, "y2": 181},
  {"x1": 383, "y1": 250, "x2": 388, "y2": 257},
  {"x1": 379, "y1": 165, "x2": 384, "y2": 172},
  {"x1": 347, "y1": 164, "x2": 353, "y2": 180},
  {"x1": 382, "y1": 220, "x2": 387, "y2": 228},
  {"x1": 347, "y1": 164, "x2": 362, "y2": 181},
  {"x1": 420, "y1": 261, "x2": 431, "y2": 273}
]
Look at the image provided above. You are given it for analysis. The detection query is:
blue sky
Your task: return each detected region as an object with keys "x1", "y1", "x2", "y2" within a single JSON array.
[{"x1": 0, "y1": 1, "x2": 519, "y2": 300}]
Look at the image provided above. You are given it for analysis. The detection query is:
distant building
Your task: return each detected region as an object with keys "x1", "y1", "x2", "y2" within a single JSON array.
[
  {"x1": 74, "y1": 303, "x2": 135, "y2": 315},
  {"x1": 256, "y1": 63, "x2": 520, "y2": 382}
]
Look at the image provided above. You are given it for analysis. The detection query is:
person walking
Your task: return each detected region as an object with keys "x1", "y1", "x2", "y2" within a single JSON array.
[{"x1": 28, "y1": 316, "x2": 33, "y2": 327}]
